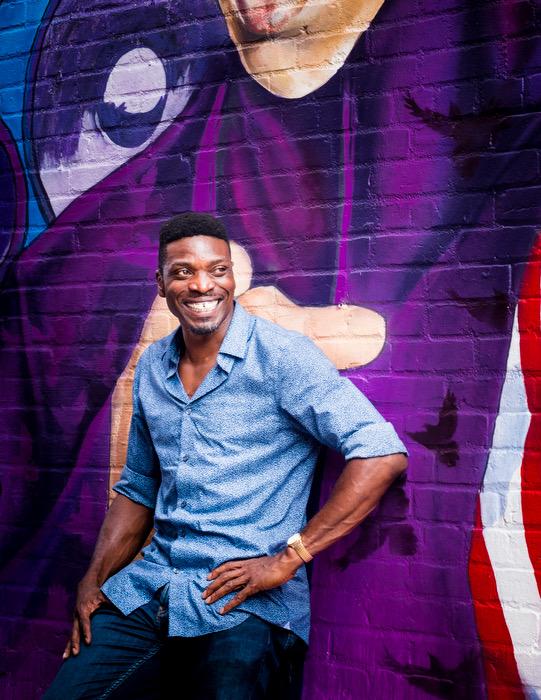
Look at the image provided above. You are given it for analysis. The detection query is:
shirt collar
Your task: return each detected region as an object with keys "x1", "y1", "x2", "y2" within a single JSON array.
[
  {"x1": 162, "y1": 301, "x2": 254, "y2": 377},
  {"x1": 218, "y1": 301, "x2": 254, "y2": 360}
]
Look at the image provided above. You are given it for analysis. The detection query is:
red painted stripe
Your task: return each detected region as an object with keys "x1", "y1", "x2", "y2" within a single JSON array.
[
  {"x1": 469, "y1": 500, "x2": 525, "y2": 699},
  {"x1": 517, "y1": 233, "x2": 541, "y2": 596}
]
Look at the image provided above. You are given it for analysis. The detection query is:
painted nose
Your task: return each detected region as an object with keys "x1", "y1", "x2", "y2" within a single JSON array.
[{"x1": 189, "y1": 271, "x2": 215, "y2": 294}]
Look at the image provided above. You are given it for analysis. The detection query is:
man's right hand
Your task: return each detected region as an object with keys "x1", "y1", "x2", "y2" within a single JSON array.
[{"x1": 63, "y1": 577, "x2": 107, "y2": 659}]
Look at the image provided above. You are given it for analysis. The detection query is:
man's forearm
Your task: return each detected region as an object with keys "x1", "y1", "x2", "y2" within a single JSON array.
[
  {"x1": 62, "y1": 494, "x2": 154, "y2": 658},
  {"x1": 84, "y1": 493, "x2": 154, "y2": 585},
  {"x1": 203, "y1": 453, "x2": 407, "y2": 613},
  {"x1": 298, "y1": 453, "x2": 407, "y2": 559}
]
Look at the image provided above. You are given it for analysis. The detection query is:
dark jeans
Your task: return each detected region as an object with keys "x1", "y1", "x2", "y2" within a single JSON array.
[{"x1": 43, "y1": 586, "x2": 306, "y2": 699}]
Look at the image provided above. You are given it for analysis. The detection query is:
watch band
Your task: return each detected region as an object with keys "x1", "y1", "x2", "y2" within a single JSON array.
[{"x1": 287, "y1": 533, "x2": 313, "y2": 563}]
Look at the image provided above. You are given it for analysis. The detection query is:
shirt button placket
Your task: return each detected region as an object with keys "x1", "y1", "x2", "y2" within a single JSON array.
[{"x1": 180, "y1": 403, "x2": 194, "y2": 532}]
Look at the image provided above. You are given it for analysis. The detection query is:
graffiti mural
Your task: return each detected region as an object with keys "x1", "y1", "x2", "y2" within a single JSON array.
[{"x1": 1, "y1": 0, "x2": 540, "y2": 697}]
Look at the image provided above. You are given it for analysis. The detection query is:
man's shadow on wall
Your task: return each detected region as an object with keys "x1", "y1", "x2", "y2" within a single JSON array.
[{"x1": 306, "y1": 449, "x2": 415, "y2": 580}]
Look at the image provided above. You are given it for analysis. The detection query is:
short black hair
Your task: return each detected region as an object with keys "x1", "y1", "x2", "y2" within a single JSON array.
[{"x1": 158, "y1": 212, "x2": 230, "y2": 269}]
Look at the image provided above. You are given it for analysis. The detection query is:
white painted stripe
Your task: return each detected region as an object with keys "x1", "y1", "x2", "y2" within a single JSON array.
[{"x1": 480, "y1": 306, "x2": 541, "y2": 696}]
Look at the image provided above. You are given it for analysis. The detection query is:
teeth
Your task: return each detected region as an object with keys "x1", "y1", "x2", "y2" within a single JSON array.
[{"x1": 185, "y1": 300, "x2": 219, "y2": 313}]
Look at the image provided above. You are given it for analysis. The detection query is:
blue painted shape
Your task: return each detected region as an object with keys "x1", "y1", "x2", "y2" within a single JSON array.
[{"x1": 0, "y1": 0, "x2": 50, "y2": 245}]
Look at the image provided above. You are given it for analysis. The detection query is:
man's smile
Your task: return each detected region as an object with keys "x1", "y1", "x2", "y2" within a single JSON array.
[
  {"x1": 183, "y1": 298, "x2": 222, "y2": 315},
  {"x1": 157, "y1": 235, "x2": 236, "y2": 336}
]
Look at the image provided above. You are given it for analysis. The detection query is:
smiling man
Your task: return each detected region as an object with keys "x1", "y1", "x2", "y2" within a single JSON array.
[{"x1": 44, "y1": 212, "x2": 407, "y2": 699}]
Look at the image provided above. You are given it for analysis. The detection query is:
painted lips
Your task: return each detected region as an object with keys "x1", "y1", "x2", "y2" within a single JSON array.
[{"x1": 235, "y1": 0, "x2": 304, "y2": 34}]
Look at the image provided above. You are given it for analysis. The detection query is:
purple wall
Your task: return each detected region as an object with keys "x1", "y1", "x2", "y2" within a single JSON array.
[{"x1": 1, "y1": 1, "x2": 541, "y2": 697}]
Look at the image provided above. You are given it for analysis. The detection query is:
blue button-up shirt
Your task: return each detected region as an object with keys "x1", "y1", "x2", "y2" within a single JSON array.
[{"x1": 102, "y1": 302, "x2": 406, "y2": 643}]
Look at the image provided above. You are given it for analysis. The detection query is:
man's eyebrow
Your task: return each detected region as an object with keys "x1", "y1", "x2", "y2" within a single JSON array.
[{"x1": 168, "y1": 257, "x2": 230, "y2": 268}]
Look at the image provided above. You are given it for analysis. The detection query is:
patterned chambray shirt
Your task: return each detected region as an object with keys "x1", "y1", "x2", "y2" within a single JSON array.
[{"x1": 102, "y1": 302, "x2": 406, "y2": 643}]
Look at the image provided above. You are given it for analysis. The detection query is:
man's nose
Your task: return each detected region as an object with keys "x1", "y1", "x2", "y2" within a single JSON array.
[{"x1": 189, "y1": 271, "x2": 215, "y2": 294}]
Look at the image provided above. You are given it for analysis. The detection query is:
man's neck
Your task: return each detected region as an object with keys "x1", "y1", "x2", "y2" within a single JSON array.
[{"x1": 181, "y1": 308, "x2": 234, "y2": 366}]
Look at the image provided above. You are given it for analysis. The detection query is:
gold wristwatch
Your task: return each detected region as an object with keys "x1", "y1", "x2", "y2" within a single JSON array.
[{"x1": 287, "y1": 533, "x2": 313, "y2": 563}]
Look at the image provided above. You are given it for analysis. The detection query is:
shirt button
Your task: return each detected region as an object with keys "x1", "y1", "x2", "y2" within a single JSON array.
[
  {"x1": 185, "y1": 408, "x2": 192, "y2": 415},
  {"x1": 182, "y1": 454, "x2": 189, "y2": 462},
  {"x1": 172, "y1": 568, "x2": 179, "y2": 574},
  {"x1": 181, "y1": 500, "x2": 187, "y2": 508}
]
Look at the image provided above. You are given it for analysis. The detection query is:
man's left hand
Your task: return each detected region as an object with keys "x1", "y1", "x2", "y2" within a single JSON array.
[{"x1": 203, "y1": 549, "x2": 302, "y2": 615}]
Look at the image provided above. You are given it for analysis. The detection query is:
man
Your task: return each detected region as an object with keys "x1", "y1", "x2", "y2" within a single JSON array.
[{"x1": 44, "y1": 212, "x2": 407, "y2": 699}]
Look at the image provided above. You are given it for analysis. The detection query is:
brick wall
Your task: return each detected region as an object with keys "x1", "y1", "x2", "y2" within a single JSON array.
[{"x1": 1, "y1": 1, "x2": 540, "y2": 697}]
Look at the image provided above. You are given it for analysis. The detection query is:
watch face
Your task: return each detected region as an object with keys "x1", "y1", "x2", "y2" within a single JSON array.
[{"x1": 287, "y1": 534, "x2": 299, "y2": 546}]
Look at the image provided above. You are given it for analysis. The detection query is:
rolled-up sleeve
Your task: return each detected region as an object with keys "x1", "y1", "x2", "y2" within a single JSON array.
[
  {"x1": 276, "y1": 335, "x2": 407, "y2": 460},
  {"x1": 113, "y1": 353, "x2": 160, "y2": 509}
]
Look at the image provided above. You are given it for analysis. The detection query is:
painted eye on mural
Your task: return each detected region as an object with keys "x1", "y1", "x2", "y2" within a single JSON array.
[
  {"x1": 95, "y1": 47, "x2": 168, "y2": 150},
  {"x1": 28, "y1": 40, "x2": 193, "y2": 219},
  {"x1": 24, "y1": 0, "x2": 219, "y2": 222}
]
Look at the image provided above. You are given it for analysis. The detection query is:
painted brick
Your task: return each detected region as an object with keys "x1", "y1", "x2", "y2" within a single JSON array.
[
  {"x1": 497, "y1": 185, "x2": 541, "y2": 223},
  {"x1": 2, "y1": 2, "x2": 541, "y2": 699},
  {"x1": 412, "y1": 193, "x2": 494, "y2": 227},
  {"x1": 371, "y1": 16, "x2": 452, "y2": 56},
  {"x1": 413, "y1": 487, "x2": 477, "y2": 524},
  {"x1": 391, "y1": 339, "x2": 475, "y2": 372},
  {"x1": 426, "y1": 264, "x2": 512, "y2": 301},
  {"x1": 419, "y1": 45, "x2": 500, "y2": 84}
]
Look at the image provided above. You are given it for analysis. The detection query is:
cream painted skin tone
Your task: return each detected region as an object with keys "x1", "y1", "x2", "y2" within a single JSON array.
[
  {"x1": 218, "y1": 0, "x2": 386, "y2": 98},
  {"x1": 64, "y1": 235, "x2": 406, "y2": 658}
]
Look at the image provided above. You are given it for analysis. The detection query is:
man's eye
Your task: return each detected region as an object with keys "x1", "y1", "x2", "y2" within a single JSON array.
[
  {"x1": 213, "y1": 266, "x2": 228, "y2": 275},
  {"x1": 175, "y1": 268, "x2": 191, "y2": 277}
]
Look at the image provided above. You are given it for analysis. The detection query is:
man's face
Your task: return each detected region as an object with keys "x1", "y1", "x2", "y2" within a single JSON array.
[{"x1": 156, "y1": 235, "x2": 235, "y2": 336}]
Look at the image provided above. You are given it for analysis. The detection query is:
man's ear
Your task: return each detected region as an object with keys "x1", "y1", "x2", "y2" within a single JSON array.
[{"x1": 156, "y1": 269, "x2": 165, "y2": 297}]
